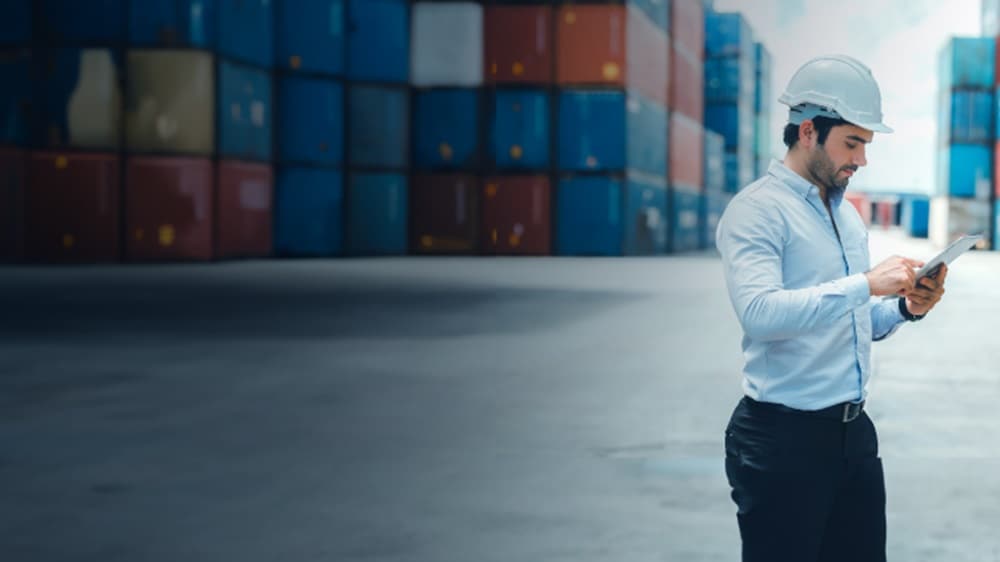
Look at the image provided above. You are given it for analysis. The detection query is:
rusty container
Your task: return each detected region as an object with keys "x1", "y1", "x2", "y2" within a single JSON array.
[
  {"x1": 480, "y1": 175, "x2": 551, "y2": 255},
  {"x1": 484, "y1": 5, "x2": 553, "y2": 84},
  {"x1": 216, "y1": 160, "x2": 273, "y2": 259},
  {"x1": 411, "y1": 173, "x2": 479, "y2": 254},
  {"x1": 669, "y1": 111, "x2": 704, "y2": 190}
]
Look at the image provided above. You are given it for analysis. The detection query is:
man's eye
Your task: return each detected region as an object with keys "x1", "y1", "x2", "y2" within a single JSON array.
[{"x1": 846, "y1": 143, "x2": 857, "y2": 149}]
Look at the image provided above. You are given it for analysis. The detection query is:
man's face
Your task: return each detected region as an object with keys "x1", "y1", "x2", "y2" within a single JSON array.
[{"x1": 805, "y1": 124, "x2": 873, "y2": 196}]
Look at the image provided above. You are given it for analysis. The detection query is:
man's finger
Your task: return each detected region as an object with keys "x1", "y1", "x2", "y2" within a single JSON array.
[{"x1": 901, "y1": 257, "x2": 925, "y2": 268}]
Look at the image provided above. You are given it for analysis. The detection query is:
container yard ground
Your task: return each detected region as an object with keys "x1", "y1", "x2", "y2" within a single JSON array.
[{"x1": 2, "y1": 229, "x2": 999, "y2": 561}]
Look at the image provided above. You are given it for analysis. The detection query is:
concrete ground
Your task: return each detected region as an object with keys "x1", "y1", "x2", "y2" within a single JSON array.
[{"x1": 1, "y1": 229, "x2": 998, "y2": 561}]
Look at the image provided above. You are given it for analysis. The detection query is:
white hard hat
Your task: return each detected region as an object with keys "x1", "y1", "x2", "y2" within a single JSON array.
[{"x1": 778, "y1": 54, "x2": 893, "y2": 134}]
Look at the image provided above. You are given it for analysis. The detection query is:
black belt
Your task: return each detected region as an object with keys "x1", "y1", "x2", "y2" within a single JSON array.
[{"x1": 745, "y1": 396, "x2": 865, "y2": 423}]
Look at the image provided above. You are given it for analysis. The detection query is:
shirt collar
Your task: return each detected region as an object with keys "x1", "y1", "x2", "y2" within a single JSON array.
[{"x1": 766, "y1": 158, "x2": 845, "y2": 206}]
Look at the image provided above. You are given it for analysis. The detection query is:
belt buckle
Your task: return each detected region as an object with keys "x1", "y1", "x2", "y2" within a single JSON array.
[{"x1": 842, "y1": 402, "x2": 862, "y2": 423}]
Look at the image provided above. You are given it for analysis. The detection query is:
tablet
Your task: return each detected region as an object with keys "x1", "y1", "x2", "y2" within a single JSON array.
[{"x1": 916, "y1": 233, "x2": 983, "y2": 280}]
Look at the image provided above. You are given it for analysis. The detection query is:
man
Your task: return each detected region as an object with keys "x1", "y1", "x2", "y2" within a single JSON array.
[{"x1": 715, "y1": 54, "x2": 948, "y2": 562}]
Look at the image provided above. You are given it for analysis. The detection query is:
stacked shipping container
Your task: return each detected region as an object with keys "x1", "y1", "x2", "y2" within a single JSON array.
[
  {"x1": 753, "y1": 42, "x2": 772, "y2": 177},
  {"x1": 669, "y1": 0, "x2": 705, "y2": 252}
]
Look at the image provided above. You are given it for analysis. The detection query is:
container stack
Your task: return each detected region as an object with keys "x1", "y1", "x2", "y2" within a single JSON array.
[
  {"x1": 0, "y1": 1, "x2": 31, "y2": 262},
  {"x1": 899, "y1": 193, "x2": 930, "y2": 238},
  {"x1": 701, "y1": 129, "x2": 728, "y2": 248},
  {"x1": 753, "y1": 41, "x2": 772, "y2": 177},
  {"x1": 933, "y1": 37, "x2": 994, "y2": 248}
]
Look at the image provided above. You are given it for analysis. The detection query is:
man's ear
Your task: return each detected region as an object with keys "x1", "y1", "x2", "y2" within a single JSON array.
[{"x1": 798, "y1": 120, "x2": 816, "y2": 148}]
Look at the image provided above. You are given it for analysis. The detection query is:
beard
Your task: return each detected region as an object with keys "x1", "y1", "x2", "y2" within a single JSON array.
[{"x1": 806, "y1": 145, "x2": 857, "y2": 199}]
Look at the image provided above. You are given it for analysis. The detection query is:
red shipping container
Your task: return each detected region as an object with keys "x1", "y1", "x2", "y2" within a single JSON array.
[
  {"x1": 670, "y1": 0, "x2": 704, "y2": 59},
  {"x1": 669, "y1": 112, "x2": 704, "y2": 190},
  {"x1": 484, "y1": 6, "x2": 553, "y2": 84},
  {"x1": 845, "y1": 192, "x2": 872, "y2": 227},
  {"x1": 27, "y1": 152, "x2": 120, "y2": 263},
  {"x1": 126, "y1": 156, "x2": 213, "y2": 261},
  {"x1": 557, "y1": 5, "x2": 668, "y2": 106},
  {"x1": 481, "y1": 175, "x2": 551, "y2": 255},
  {"x1": 411, "y1": 174, "x2": 479, "y2": 254},
  {"x1": 875, "y1": 200, "x2": 896, "y2": 229},
  {"x1": 0, "y1": 148, "x2": 26, "y2": 262},
  {"x1": 670, "y1": 43, "x2": 704, "y2": 122},
  {"x1": 216, "y1": 160, "x2": 273, "y2": 258}
]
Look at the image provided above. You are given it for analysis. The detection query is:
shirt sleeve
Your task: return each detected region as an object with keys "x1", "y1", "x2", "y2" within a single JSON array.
[
  {"x1": 871, "y1": 296, "x2": 906, "y2": 341},
  {"x1": 716, "y1": 198, "x2": 872, "y2": 342}
]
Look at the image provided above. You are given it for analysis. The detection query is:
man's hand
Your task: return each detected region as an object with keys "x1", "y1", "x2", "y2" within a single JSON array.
[
  {"x1": 905, "y1": 264, "x2": 948, "y2": 316},
  {"x1": 865, "y1": 255, "x2": 924, "y2": 297}
]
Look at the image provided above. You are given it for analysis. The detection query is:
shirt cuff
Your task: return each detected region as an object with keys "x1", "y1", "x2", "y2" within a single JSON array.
[{"x1": 837, "y1": 273, "x2": 871, "y2": 310}]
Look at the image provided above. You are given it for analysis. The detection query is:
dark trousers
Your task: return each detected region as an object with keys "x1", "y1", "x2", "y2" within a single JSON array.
[{"x1": 725, "y1": 397, "x2": 887, "y2": 562}]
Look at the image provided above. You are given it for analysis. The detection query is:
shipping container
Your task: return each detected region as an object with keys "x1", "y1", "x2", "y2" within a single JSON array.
[
  {"x1": 624, "y1": 173, "x2": 668, "y2": 255},
  {"x1": 556, "y1": 175, "x2": 623, "y2": 256},
  {"x1": 671, "y1": 0, "x2": 704, "y2": 58},
  {"x1": 704, "y1": 55, "x2": 755, "y2": 104},
  {"x1": 277, "y1": 75, "x2": 343, "y2": 165},
  {"x1": 484, "y1": 5, "x2": 553, "y2": 84},
  {"x1": 937, "y1": 144, "x2": 991, "y2": 198},
  {"x1": 702, "y1": 190, "x2": 730, "y2": 249},
  {"x1": 39, "y1": 0, "x2": 126, "y2": 44},
  {"x1": 0, "y1": 148, "x2": 25, "y2": 261},
  {"x1": 216, "y1": 160, "x2": 273, "y2": 258},
  {"x1": 348, "y1": 85, "x2": 408, "y2": 169},
  {"x1": 489, "y1": 89, "x2": 550, "y2": 171},
  {"x1": 724, "y1": 147, "x2": 754, "y2": 192},
  {"x1": 939, "y1": 37, "x2": 995, "y2": 89},
  {"x1": 411, "y1": 2, "x2": 483, "y2": 87},
  {"x1": 929, "y1": 196, "x2": 991, "y2": 248},
  {"x1": 632, "y1": 0, "x2": 669, "y2": 32},
  {"x1": 274, "y1": 166, "x2": 343, "y2": 256},
  {"x1": 0, "y1": 50, "x2": 31, "y2": 147},
  {"x1": 995, "y1": 140, "x2": 1000, "y2": 197},
  {"x1": 900, "y1": 195, "x2": 930, "y2": 238},
  {"x1": 558, "y1": 90, "x2": 667, "y2": 176},
  {"x1": 128, "y1": 0, "x2": 215, "y2": 48},
  {"x1": 754, "y1": 113, "x2": 772, "y2": 160},
  {"x1": 125, "y1": 156, "x2": 213, "y2": 261},
  {"x1": 411, "y1": 174, "x2": 478, "y2": 254},
  {"x1": 481, "y1": 175, "x2": 550, "y2": 255},
  {"x1": 27, "y1": 152, "x2": 119, "y2": 263},
  {"x1": 347, "y1": 172, "x2": 408, "y2": 255},
  {"x1": 0, "y1": 0, "x2": 31, "y2": 44},
  {"x1": 218, "y1": 0, "x2": 274, "y2": 67},
  {"x1": 939, "y1": 89, "x2": 993, "y2": 145},
  {"x1": 669, "y1": 112, "x2": 704, "y2": 190},
  {"x1": 126, "y1": 49, "x2": 214, "y2": 155},
  {"x1": 670, "y1": 44, "x2": 704, "y2": 122},
  {"x1": 874, "y1": 199, "x2": 898, "y2": 229},
  {"x1": 35, "y1": 48, "x2": 123, "y2": 150},
  {"x1": 276, "y1": 0, "x2": 345, "y2": 75},
  {"x1": 705, "y1": 100, "x2": 754, "y2": 149},
  {"x1": 413, "y1": 88, "x2": 480, "y2": 170},
  {"x1": 704, "y1": 128, "x2": 725, "y2": 193},
  {"x1": 556, "y1": 4, "x2": 668, "y2": 106},
  {"x1": 670, "y1": 186, "x2": 702, "y2": 252},
  {"x1": 844, "y1": 192, "x2": 872, "y2": 227},
  {"x1": 347, "y1": 0, "x2": 409, "y2": 83},
  {"x1": 218, "y1": 60, "x2": 272, "y2": 161},
  {"x1": 705, "y1": 11, "x2": 753, "y2": 58},
  {"x1": 754, "y1": 42, "x2": 772, "y2": 114}
]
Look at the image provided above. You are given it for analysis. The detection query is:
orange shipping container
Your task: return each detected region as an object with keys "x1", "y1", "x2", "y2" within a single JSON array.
[
  {"x1": 484, "y1": 5, "x2": 553, "y2": 84},
  {"x1": 670, "y1": 43, "x2": 704, "y2": 122},
  {"x1": 845, "y1": 192, "x2": 872, "y2": 226},
  {"x1": 0, "y1": 148, "x2": 26, "y2": 262},
  {"x1": 669, "y1": 112, "x2": 705, "y2": 190},
  {"x1": 557, "y1": 4, "x2": 668, "y2": 106},
  {"x1": 216, "y1": 160, "x2": 273, "y2": 259},
  {"x1": 670, "y1": 0, "x2": 705, "y2": 59},
  {"x1": 481, "y1": 175, "x2": 551, "y2": 255}
]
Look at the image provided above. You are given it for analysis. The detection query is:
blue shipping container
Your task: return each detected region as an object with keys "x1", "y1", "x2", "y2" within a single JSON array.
[
  {"x1": 276, "y1": 0, "x2": 345, "y2": 75},
  {"x1": 940, "y1": 89, "x2": 993, "y2": 144},
  {"x1": 705, "y1": 11, "x2": 753, "y2": 57},
  {"x1": 901, "y1": 196, "x2": 930, "y2": 238},
  {"x1": 277, "y1": 75, "x2": 343, "y2": 166},
  {"x1": 128, "y1": 0, "x2": 215, "y2": 48},
  {"x1": 347, "y1": 0, "x2": 409, "y2": 83},
  {"x1": 347, "y1": 173, "x2": 408, "y2": 255},
  {"x1": 754, "y1": 42, "x2": 772, "y2": 113},
  {"x1": 491, "y1": 90, "x2": 549, "y2": 171},
  {"x1": 705, "y1": 101, "x2": 753, "y2": 149},
  {"x1": 556, "y1": 176, "x2": 623, "y2": 256},
  {"x1": 623, "y1": 173, "x2": 668, "y2": 255},
  {"x1": 704, "y1": 55, "x2": 755, "y2": 104},
  {"x1": 40, "y1": 0, "x2": 127, "y2": 43},
  {"x1": 671, "y1": 187, "x2": 702, "y2": 252},
  {"x1": 218, "y1": 60, "x2": 272, "y2": 160},
  {"x1": 414, "y1": 88, "x2": 479, "y2": 170},
  {"x1": 559, "y1": 90, "x2": 667, "y2": 175},
  {"x1": 704, "y1": 128, "x2": 726, "y2": 193},
  {"x1": 219, "y1": 0, "x2": 274, "y2": 67},
  {"x1": 723, "y1": 148, "x2": 754, "y2": 192},
  {"x1": 939, "y1": 37, "x2": 995, "y2": 89},
  {"x1": 0, "y1": 50, "x2": 31, "y2": 147},
  {"x1": 274, "y1": 167, "x2": 344, "y2": 256},
  {"x1": 937, "y1": 144, "x2": 992, "y2": 198},
  {"x1": 0, "y1": 1, "x2": 31, "y2": 43},
  {"x1": 348, "y1": 85, "x2": 408, "y2": 169}
]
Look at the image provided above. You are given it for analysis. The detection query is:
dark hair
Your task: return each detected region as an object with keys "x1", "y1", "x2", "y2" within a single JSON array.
[{"x1": 782, "y1": 116, "x2": 852, "y2": 148}]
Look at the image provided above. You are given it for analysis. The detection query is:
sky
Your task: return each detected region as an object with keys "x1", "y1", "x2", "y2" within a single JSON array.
[{"x1": 712, "y1": 0, "x2": 983, "y2": 194}]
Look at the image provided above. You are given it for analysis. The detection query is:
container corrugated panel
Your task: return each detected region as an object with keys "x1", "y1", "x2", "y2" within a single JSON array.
[
  {"x1": 670, "y1": 186, "x2": 702, "y2": 252},
  {"x1": 276, "y1": 0, "x2": 345, "y2": 75},
  {"x1": 705, "y1": 102, "x2": 753, "y2": 149},
  {"x1": 39, "y1": 0, "x2": 126, "y2": 44},
  {"x1": 0, "y1": 50, "x2": 32, "y2": 147},
  {"x1": 556, "y1": 175, "x2": 623, "y2": 256},
  {"x1": 277, "y1": 75, "x2": 343, "y2": 166},
  {"x1": 929, "y1": 196, "x2": 991, "y2": 248},
  {"x1": 348, "y1": 85, "x2": 408, "y2": 169},
  {"x1": 704, "y1": 128, "x2": 725, "y2": 193},
  {"x1": 671, "y1": 0, "x2": 704, "y2": 58},
  {"x1": 724, "y1": 147, "x2": 754, "y2": 193},
  {"x1": 413, "y1": 88, "x2": 480, "y2": 170},
  {"x1": 704, "y1": 54, "x2": 755, "y2": 104},
  {"x1": 705, "y1": 11, "x2": 752, "y2": 57},
  {"x1": 126, "y1": 49, "x2": 214, "y2": 155},
  {"x1": 216, "y1": 160, "x2": 273, "y2": 258},
  {"x1": 128, "y1": 0, "x2": 215, "y2": 48},
  {"x1": 754, "y1": 42, "x2": 772, "y2": 114},
  {"x1": 411, "y1": 174, "x2": 478, "y2": 254},
  {"x1": 27, "y1": 152, "x2": 120, "y2": 263},
  {"x1": 0, "y1": 148, "x2": 26, "y2": 261},
  {"x1": 125, "y1": 156, "x2": 213, "y2": 261},
  {"x1": 484, "y1": 5, "x2": 553, "y2": 84},
  {"x1": 939, "y1": 89, "x2": 993, "y2": 144},
  {"x1": 701, "y1": 191, "x2": 730, "y2": 249},
  {"x1": 626, "y1": 94, "x2": 668, "y2": 176},
  {"x1": 412, "y1": 2, "x2": 483, "y2": 87},
  {"x1": 218, "y1": 0, "x2": 274, "y2": 67},
  {"x1": 274, "y1": 167, "x2": 343, "y2": 256},
  {"x1": 939, "y1": 37, "x2": 995, "y2": 89},
  {"x1": 347, "y1": 0, "x2": 409, "y2": 83},
  {"x1": 669, "y1": 112, "x2": 704, "y2": 190},
  {"x1": 670, "y1": 44, "x2": 704, "y2": 122},
  {"x1": 490, "y1": 89, "x2": 550, "y2": 170},
  {"x1": 347, "y1": 173, "x2": 408, "y2": 255},
  {"x1": 218, "y1": 60, "x2": 272, "y2": 161},
  {"x1": 481, "y1": 175, "x2": 550, "y2": 255},
  {"x1": 624, "y1": 3, "x2": 668, "y2": 106},
  {"x1": 35, "y1": 48, "x2": 123, "y2": 150},
  {"x1": 937, "y1": 144, "x2": 991, "y2": 198},
  {"x1": 0, "y1": 1, "x2": 31, "y2": 44},
  {"x1": 900, "y1": 196, "x2": 929, "y2": 237},
  {"x1": 624, "y1": 172, "x2": 668, "y2": 255}
]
